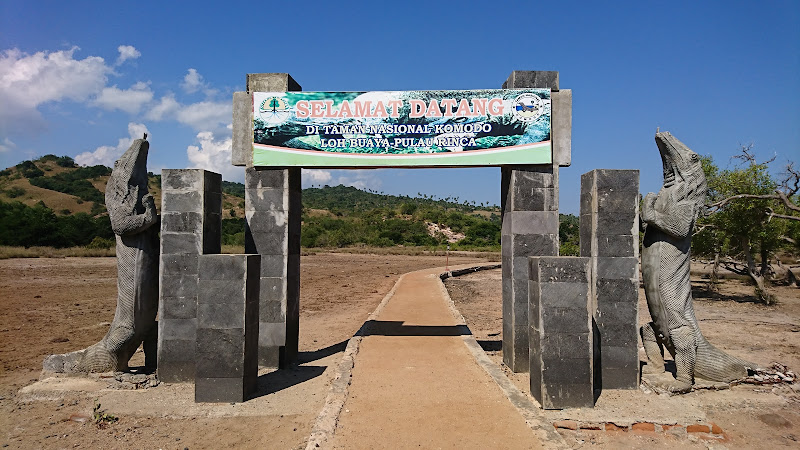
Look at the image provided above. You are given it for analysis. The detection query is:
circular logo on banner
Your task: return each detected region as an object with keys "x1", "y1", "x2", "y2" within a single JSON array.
[
  {"x1": 258, "y1": 96, "x2": 291, "y2": 126},
  {"x1": 512, "y1": 93, "x2": 544, "y2": 122}
]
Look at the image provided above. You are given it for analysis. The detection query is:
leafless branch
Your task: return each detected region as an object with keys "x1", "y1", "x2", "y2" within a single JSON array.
[{"x1": 694, "y1": 223, "x2": 717, "y2": 234}]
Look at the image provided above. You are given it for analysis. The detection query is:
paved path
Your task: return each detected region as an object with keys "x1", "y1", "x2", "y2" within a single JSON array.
[{"x1": 329, "y1": 266, "x2": 544, "y2": 449}]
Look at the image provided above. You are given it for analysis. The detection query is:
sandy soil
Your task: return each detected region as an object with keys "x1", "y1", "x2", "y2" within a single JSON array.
[
  {"x1": 444, "y1": 266, "x2": 800, "y2": 449},
  {"x1": 0, "y1": 253, "x2": 486, "y2": 449}
]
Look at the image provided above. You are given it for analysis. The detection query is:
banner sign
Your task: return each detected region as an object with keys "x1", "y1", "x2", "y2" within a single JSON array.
[{"x1": 252, "y1": 88, "x2": 551, "y2": 167}]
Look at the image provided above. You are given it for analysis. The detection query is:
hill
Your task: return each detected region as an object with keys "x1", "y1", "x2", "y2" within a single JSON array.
[{"x1": 0, "y1": 156, "x2": 579, "y2": 253}]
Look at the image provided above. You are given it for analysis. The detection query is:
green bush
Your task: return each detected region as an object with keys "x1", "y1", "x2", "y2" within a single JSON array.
[
  {"x1": 5, "y1": 187, "x2": 25, "y2": 198},
  {"x1": 56, "y1": 156, "x2": 77, "y2": 168},
  {"x1": 87, "y1": 236, "x2": 115, "y2": 249},
  {"x1": 15, "y1": 161, "x2": 44, "y2": 178}
]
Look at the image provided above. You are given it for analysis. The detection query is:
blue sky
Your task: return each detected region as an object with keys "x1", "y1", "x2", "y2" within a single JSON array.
[{"x1": 1, "y1": 1, "x2": 797, "y2": 214}]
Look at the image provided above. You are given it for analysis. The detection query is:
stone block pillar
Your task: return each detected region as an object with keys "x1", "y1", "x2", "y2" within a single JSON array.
[
  {"x1": 232, "y1": 73, "x2": 302, "y2": 369},
  {"x1": 158, "y1": 169, "x2": 221, "y2": 382},
  {"x1": 195, "y1": 255, "x2": 259, "y2": 403},
  {"x1": 231, "y1": 73, "x2": 302, "y2": 368},
  {"x1": 245, "y1": 167, "x2": 301, "y2": 368},
  {"x1": 500, "y1": 70, "x2": 567, "y2": 373},
  {"x1": 580, "y1": 169, "x2": 640, "y2": 389},
  {"x1": 501, "y1": 167, "x2": 559, "y2": 372},
  {"x1": 529, "y1": 257, "x2": 594, "y2": 409}
]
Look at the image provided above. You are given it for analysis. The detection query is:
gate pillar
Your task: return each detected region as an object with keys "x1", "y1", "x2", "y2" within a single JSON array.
[
  {"x1": 501, "y1": 71, "x2": 571, "y2": 373},
  {"x1": 233, "y1": 73, "x2": 302, "y2": 368}
]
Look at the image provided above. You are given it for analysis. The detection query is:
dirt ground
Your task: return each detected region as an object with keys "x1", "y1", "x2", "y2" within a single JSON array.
[
  {"x1": 0, "y1": 253, "x2": 486, "y2": 449},
  {"x1": 3, "y1": 254, "x2": 798, "y2": 449},
  {"x1": 444, "y1": 266, "x2": 800, "y2": 449}
]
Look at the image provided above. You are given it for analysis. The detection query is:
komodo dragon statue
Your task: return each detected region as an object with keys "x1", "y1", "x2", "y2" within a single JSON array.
[
  {"x1": 43, "y1": 136, "x2": 159, "y2": 373},
  {"x1": 640, "y1": 131, "x2": 758, "y2": 393}
]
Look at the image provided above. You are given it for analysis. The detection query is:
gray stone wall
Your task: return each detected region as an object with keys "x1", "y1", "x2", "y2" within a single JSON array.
[
  {"x1": 158, "y1": 169, "x2": 221, "y2": 382},
  {"x1": 580, "y1": 169, "x2": 640, "y2": 389},
  {"x1": 529, "y1": 257, "x2": 594, "y2": 409},
  {"x1": 195, "y1": 254, "x2": 260, "y2": 403}
]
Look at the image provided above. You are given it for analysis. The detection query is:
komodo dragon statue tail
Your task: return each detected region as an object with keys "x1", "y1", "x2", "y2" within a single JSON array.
[
  {"x1": 43, "y1": 136, "x2": 159, "y2": 373},
  {"x1": 640, "y1": 131, "x2": 759, "y2": 393}
]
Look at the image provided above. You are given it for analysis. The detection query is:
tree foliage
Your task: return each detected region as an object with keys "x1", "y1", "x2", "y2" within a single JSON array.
[
  {"x1": 0, "y1": 200, "x2": 113, "y2": 248},
  {"x1": 693, "y1": 147, "x2": 800, "y2": 303}
]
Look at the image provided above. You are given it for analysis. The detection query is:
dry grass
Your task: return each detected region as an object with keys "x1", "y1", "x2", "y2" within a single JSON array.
[
  {"x1": 0, "y1": 244, "x2": 500, "y2": 261},
  {"x1": 0, "y1": 246, "x2": 116, "y2": 259},
  {"x1": 302, "y1": 246, "x2": 501, "y2": 261},
  {"x1": 223, "y1": 244, "x2": 500, "y2": 260}
]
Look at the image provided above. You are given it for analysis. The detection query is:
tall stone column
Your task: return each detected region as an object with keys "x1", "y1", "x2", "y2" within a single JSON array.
[
  {"x1": 501, "y1": 71, "x2": 568, "y2": 373},
  {"x1": 580, "y1": 169, "x2": 640, "y2": 389},
  {"x1": 232, "y1": 73, "x2": 302, "y2": 369},
  {"x1": 158, "y1": 169, "x2": 221, "y2": 382}
]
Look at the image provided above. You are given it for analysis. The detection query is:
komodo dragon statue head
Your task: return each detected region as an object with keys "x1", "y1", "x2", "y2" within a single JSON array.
[
  {"x1": 655, "y1": 131, "x2": 707, "y2": 216},
  {"x1": 640, "y1": 131, "x2": 759, "y2": 394},
  {"x1": 106, "y1": 136, "x2": 152, "y2": 224}
]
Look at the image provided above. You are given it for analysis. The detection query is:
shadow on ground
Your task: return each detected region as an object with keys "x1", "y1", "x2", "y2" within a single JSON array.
[
  {"x1": 252, "y1": 365, "x2": 327, "y2": 398},
  {"x1": 298, "y1": 340, "x2": 349, "y2": 364},
  {"x1": 360, "y1": 320, "x2": 471, "y2": 337}
]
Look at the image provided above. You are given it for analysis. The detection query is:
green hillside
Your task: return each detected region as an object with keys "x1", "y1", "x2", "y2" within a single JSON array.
[{"x1": 0, "y1": 155, "x2": 580, "y2": 253}]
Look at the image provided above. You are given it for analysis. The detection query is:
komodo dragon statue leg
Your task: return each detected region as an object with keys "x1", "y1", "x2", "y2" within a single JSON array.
[
  {"x1": 640, "y1": 131, "x2": 758, "y2": 393},
  {"x1": 43, "y1": 136, "x2": 159, "y2": 373}
]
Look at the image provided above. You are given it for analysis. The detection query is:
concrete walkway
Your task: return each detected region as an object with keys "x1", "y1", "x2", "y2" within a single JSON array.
[{"x1": 328, "y1": 266, "x2": 544, "y2": 449}]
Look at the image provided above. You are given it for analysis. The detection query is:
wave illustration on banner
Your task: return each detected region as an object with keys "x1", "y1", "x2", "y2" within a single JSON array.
[{"x1": 252, "y1": 88, "x2": 551, "y2": 167}]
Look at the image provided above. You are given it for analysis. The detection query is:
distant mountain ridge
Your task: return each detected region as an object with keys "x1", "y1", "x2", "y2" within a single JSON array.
[{"x1": 1, "y1": 155, "x2": 577, "y2": 253}]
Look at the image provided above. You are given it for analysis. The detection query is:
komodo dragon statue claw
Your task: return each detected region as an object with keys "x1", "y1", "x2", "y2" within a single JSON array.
[
  {"x1": 43, "y1": 136, "x2": 159, "y2": 373},
  {"x1": 640, "y1": 131, "x2": 759, "y2": 393}
]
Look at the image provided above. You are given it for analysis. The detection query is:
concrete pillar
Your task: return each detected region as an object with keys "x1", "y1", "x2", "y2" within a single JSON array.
[
  {"x1": 158, "y1": 169, "x2": 222, "y2": 382},
  {"x1": 529, "y1": 257, "x2": 594, "y2": 409},
  {"x1": 501, "y1": 70, "x2": 561, "y2": 373},
  {"x1": 195, "y1": 255, "x2": 260, "y2": 403},
  {"x1": 580, "y1": 169, "x2": 640, "y2": 389},
  {"x1": 239, "y1": 73, "x2": 302, "y2": 369}
]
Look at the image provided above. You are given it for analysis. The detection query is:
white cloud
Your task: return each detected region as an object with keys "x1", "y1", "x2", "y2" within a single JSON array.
[
  {"x1": 175, "y1": 100, "x2": 231, "y2": 131},
  {"x1": 93, "y1": 81, "x2": 153, "y2": 114},
  {"x1": 334, "y1": 170, "x2": 382, "y2": 191},
  {"x1": 146, "y1": 94, "x2": 230, "y2": 132},
  {"x1": 116, "y1": 45, "x2": 141, "y2": 65},
  {"x1": 181, "y1": 68, "x2": 204, "y2": 93},
  {"x1": 74, "y1": 122, "x2": 149, "y2": 167},
  {"x1": 0, "y1": 137, "x2": 16, "y2": 153},
  {"x1": 302, "y1": 169, "x2": 333, "y2": 186},
  {"x1": 0, "y1": 47, "x2": 111, "y2": 133},
  {"x1": 145, "y1": 93, "x2": 180, "y2": 121},
  {"x1": 186, "y1": 130, "x2": 241, "y2": 181}
]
